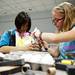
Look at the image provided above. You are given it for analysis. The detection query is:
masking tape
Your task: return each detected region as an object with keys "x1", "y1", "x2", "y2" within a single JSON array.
[
  {"x1": 47, "y1": 67, "x2": 56, "y2": 75},
  {"x1": 61, "y1": 60, "x2": 74, "y2": 65}
]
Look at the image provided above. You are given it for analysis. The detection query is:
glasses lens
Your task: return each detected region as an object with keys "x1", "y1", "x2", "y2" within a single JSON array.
[{"x1": 52, "y1": 17, "x2": 64, "y2": 24}]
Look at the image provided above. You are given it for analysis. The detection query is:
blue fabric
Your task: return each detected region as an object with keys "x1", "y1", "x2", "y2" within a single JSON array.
[
  {"x1": 58, "y1": 25, "x2": 75, "y2": 60},
  {"x1": 59, "y1": 41, "x2": 75, "y2": 59},
  {"x1": 0, "y1": 29, "x2": 16, "y2": 47}
]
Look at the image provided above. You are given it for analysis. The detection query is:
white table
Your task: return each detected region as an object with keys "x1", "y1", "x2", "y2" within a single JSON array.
[
  {"x1": 0, "y1": 66, "x2": 22, "y2": 75},
  {"x1": 4, "y1": 51, "x2": 55, "y2": 71},
  {"x1": 11, "y1": 70, "x2": 67, "y2": 75}
]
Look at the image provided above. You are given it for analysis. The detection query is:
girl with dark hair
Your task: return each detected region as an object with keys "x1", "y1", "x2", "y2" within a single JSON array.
[{"x1": 0, "y1": 11, "x2": 41, "y2": 53}]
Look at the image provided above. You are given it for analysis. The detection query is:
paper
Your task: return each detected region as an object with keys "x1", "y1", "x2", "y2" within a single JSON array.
[
  {"x1": 33, "y1": 27, "x2": 40, "y2": 35},
  {"x1": 40, "y1": 53, "x2": 55, "y2": 65},
  {"x1": 3, "y1": 51, "x2": 55, "y2": 65},
  {"x1": 21, "y1": 51, "x2": 55, "y2": 65},
  {"x1": 0, "y1": 52, "x2": 5, "y2": 57}
]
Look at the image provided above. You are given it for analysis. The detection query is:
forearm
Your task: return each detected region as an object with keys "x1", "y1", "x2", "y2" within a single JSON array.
[
  {"x1": 41, "y1": 33, "x2": 59, "y2": 43},
  {"x1": 41, "y1": 30, "x2": 75, "y2": 43},
  {"x1": 0, "y1": 46, "x2": 15, "y2": 53},
  {"x1": 0, "y1": 46, "x2": 30, "y2": 53}
]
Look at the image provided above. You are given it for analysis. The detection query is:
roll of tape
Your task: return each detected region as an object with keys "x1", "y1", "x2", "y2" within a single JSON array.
[
  {"x1": 61, "y1": 60, "x2": 74, "y2": 65},
  {"x1": 22, "y1": 63, "x2": 31, "y2": 74},
  {"x1": 47, "y1": 67, "x2": 56, "y2": 75}
]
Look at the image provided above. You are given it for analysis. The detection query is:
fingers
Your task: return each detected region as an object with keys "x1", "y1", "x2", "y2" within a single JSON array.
[
  {"x1": 29, "y1": 46, "x2": 40, "y2": 51},
  {"x1": 31, "y1": 43, "x2": 40, "y2": 48}
]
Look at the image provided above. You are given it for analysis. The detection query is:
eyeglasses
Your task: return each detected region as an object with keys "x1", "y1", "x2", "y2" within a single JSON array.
[{"x1": 52, "y1": 17, "x2": 64, "y2": 23}]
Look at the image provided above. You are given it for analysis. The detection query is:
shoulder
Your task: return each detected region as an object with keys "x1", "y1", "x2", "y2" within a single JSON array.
[
  {"x1": 8, "y1": 29, "x2": 16, "y2": 34},
  {"x1": 1, "y1": 29, "x2": 16, "y2": 37}
]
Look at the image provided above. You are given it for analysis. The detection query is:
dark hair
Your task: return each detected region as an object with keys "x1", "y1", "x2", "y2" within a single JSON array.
[{"x1": 15, "y1": 11, "x2": 31, "y2": 32}]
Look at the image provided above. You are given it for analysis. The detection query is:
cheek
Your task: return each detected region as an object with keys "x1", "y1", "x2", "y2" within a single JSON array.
[
  {"x1": 56, "y1": 21, "x2": 63, "y2": 29},
  {"x1": 57, "y1": 22, "x2": 62, "y2": 27},
  {"x1": 22, "y1": 25, "x2": 28, "y2": 30}
]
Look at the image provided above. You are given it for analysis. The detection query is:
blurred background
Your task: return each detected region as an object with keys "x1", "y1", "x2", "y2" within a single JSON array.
[{"x1": 0, "y1": 0, "x2": 75, "y2": 33}]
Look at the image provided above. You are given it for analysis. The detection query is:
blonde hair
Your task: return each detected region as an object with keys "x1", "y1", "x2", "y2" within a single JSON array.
[{"x1": 53, "y1": 2, "x2": 75, "y2": 32}]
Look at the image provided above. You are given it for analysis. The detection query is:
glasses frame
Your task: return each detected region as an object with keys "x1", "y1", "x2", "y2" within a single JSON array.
[{"x1": 52, "y1": 17, "x2": 64, "y2": 24}]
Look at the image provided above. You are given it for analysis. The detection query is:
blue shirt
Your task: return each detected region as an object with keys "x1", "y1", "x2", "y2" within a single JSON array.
[
  {"x1": 59, "y1": 41, "x2": 75, "y2": 59},
  {"x1": 0, "y1": 29, "x2": 16, "y2": 47},
  {"x1": 58, "y1": 25, "x2": 75, "y2": 59}
]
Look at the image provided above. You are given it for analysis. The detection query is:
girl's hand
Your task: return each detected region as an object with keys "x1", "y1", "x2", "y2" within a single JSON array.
[{"x1": 29, "y1": 43, "x2": 41, "y2": 51}]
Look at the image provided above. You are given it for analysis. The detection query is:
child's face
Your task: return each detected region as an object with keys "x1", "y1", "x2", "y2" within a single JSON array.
[
  {"x1": 52, "y1": 10, "x2": 64, "y2": 31},
  {"x1": 20, "y1": 22, "x2": 28, "y2": 33}
]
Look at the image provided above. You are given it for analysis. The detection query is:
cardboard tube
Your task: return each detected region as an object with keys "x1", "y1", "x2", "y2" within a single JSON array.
[{"x1": 47, "y1": 67, "x2": 56, "y2": 75}]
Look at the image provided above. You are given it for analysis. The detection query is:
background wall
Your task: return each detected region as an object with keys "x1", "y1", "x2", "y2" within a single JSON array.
[
  {"x1": 0, "y1": 0, "x2": 74, "y2": 33},
  {"x1": 0, "y1": 10, "x2": 56, "y2": 33}
]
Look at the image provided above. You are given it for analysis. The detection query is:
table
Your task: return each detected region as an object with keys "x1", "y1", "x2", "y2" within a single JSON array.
[
  {"x1": 0, "y1": 66, "x2": 67, "y2": 75},
  {"x1": 0, "y1": 51, "x2": 68, "y2": 75},
  {"x1": 4, "y1": 51, "x2": 55, "y2": 65},
  {"x1": 4, "y1": 51, "x2": 55, "y2": 71},
  {"x1": 0, "y1": 66, "x2": 22, "y2": 75},
  {"x1": 11, "y1": 70, "x2": 68, "y2": 75}
]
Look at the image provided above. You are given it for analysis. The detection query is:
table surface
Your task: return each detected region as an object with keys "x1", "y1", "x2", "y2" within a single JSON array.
[
  {"x1": 11, "y1": 70, "x2": 68, "y2": 75},
  {"x1": 0, "y1": 51, "x2": 68, "y2": 75},
  {"x1": 0, "y1": 66, "x2": 67, "y2": 75},
  {"x1": 4, "y1": 51, "x2": 55, "y2": 65},
  {"x1": 0, "y1": 66, "x2": 19, "y2": 72}
]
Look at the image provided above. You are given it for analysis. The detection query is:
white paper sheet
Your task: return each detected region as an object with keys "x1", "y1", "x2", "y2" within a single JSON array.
[{"x1": 21, "y1": 51, "x2": 55, "y2": 65}]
